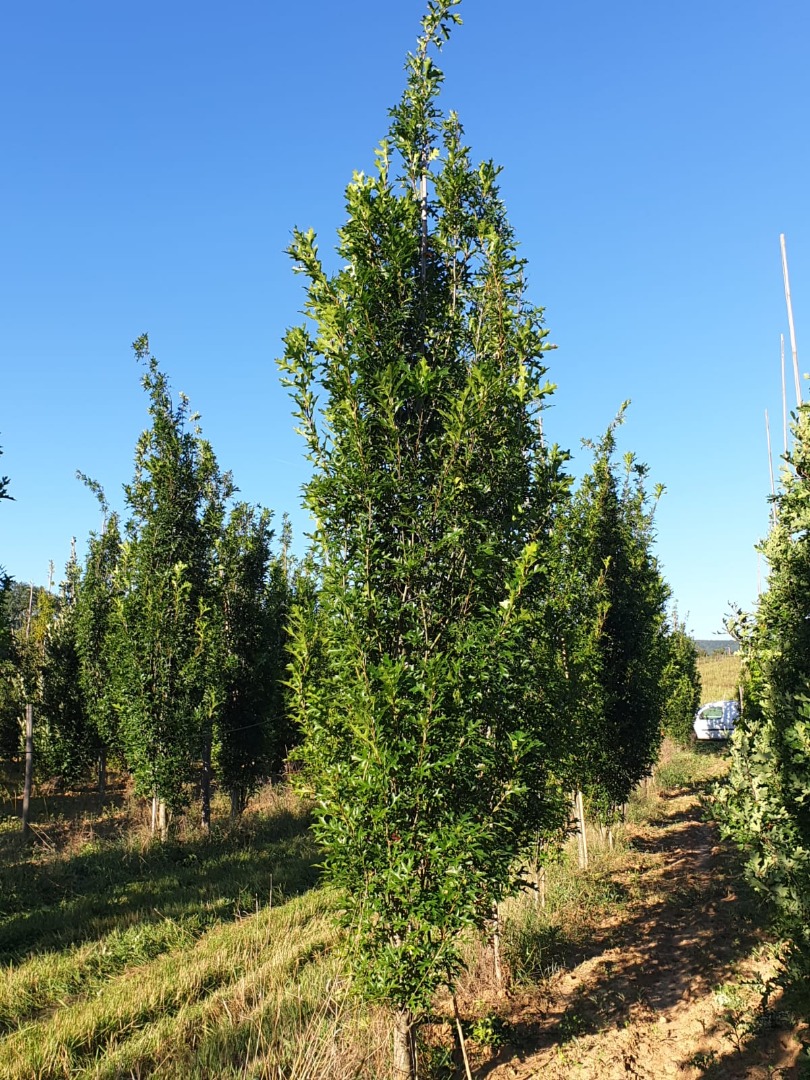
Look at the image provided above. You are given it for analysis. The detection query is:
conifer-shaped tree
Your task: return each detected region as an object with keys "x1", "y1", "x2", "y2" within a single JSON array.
[
  {"x1": 75, "y1": 484, "x2": 123, "y2": 792},
  {"x1": 562, "y1": 413, "x2": 670, "y2": 819},
  {"x1": 39, "y1": 548, "x2": 95, "y2": 785},
  {"x1": 213, "y1": 503, "x2": 290, "y2": 818},
  {"x1": 110, "y1": 337, "x2": 231, "y2": 836},
  {"x1": 660, "y1": 614, "x2": 702, "y2": 746},
  {"x1": 279, "y1": 2, "x2": 566, "y2": 1069},
  {"x1": 715, "y1": 403, "x2": 810, "y2": 1009}
]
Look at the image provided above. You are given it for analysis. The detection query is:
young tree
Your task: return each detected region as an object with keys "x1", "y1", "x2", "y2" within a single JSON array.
[
  {"x1": 109, "y1": 337, "x2": 232, "y2": 837},
  {"x1": 212, "y1": 504, "x2": 290, "y2": 819},
  {"x1": 0, "y1": 578, "x2": 19, "y2": 765},
  {"x1": 714, "y1": 403, "x2": 810, "y2": 1011},
  {"x1": 75, "y1": 487, "x2": 123, "y2": 794},
  {"x1": 561, "y1": 413, "x2": 670, "y2": 822},
  {"x1": 660, "y1": 613, "x2": 702, "y2": 746},
  {"x1": 280, "y1": 2, "x2": 565, "y2": 1069},
  {"x1": 38, "y1": 547, "x2": 99, "y2": 786}
]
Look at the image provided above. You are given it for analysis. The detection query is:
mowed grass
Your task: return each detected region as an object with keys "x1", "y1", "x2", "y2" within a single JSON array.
[
  {"x1": 0, "y1": 784, "x2": 381, "y2": 1080},
  {"x1": 0, "y1": 744, "x2": 740, "y2": 1080},
  {"x1": 697, "y1": 650, "x2": 741, "y2": 704}
]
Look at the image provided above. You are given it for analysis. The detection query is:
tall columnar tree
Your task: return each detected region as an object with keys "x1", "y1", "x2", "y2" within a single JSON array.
[
  {"x1": 38, "y1": 547, "x2": 97, "y2": 785},
  {"x1": 75, "y1": 485, "x2": 123, "y2": 791},
  {"x1": 110, "y1": 337, "x2": 232, "y2": 836},
  {"x1": 212, "y1": 504, "x2": 290, "y2": 818},
  {"x1": 714, "y1": 403, "x2": 810, "y2": 1011},
  {"x1": 562, "y1": 412, "x2": 670, "y2": 819},
  {"x1": 0, "y1": 578, "x2": 19, "y2": 764},
  {"x1": 660, "y1": 613, "x2": 702, "y2": 746},
  {"x1": 279, "y1": 2, "x2": 566, "y2": 1070}
]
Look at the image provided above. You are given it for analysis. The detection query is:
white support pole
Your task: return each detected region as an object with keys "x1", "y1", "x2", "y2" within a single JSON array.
[
  {"x1": 782, "y1": 333, "x2": 788, "y2": 454},
  {"x1": 780, "y1": 234, "x2": 801, "y2": 405}
]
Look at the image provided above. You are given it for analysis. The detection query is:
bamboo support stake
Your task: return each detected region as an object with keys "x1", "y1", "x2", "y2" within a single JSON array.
[
  {"x1": 453, "y1": 997, "x2": 473, "y2": 1080},
  {"x1": 782, "y1": 334, "x2": 788, "y2": 454},
  {"x1": 780, "y1": 234, "x2": 801, "y2": 405},
  {"x1": 574, "y1": 790, "x2": 589, "y2": 870}
]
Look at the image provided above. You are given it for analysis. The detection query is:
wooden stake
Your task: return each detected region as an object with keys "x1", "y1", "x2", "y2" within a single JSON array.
[
  {"x1": 574, "y1": 789, "x2": 588, "y2": 870},
  {"x1": 453, "y1": 997, "x2": 474, "y2": 1080},
  {"x1": 780, "y1": 233, "x2": 801, "y2": 405}
]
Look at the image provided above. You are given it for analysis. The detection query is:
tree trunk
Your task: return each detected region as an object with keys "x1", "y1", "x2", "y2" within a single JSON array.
[
  {"x1": 21, "y1": 704, "x2": 33, "y2": 837},
  {"x1": 392, "y1": 1009, "x2": 416, "y2": 1080},
  {"x1": 201, "y1": 737, "x2": 211, "y2": 833},
  {"x1": 537, "y1": 864, "x2": 547, "y2": 910},
  {"x1": 151, "y1": 793, "x2": 158, "y2": 835},
  {"x1": 230, "y1": 788, "x2": 241, "y2": 821}
]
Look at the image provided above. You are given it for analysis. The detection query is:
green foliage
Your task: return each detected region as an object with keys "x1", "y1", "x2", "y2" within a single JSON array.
[
  {"x1": 661, "y1": 614, "x2": 702, "y2": 745},
  {"x1": 213, "y1": 504, "x2": 291, "y2": 815},
  {"x1": 0, "y1": 573, "x2": 20, "y2": 763},
  {"x1": 109, "y1": 337, "x2": 233, "y2": 816},
  {"x1": 75, "y1": 495, "x2": 122, "y2": 759},
  {"x1": 38, "y1": 550, "x2": 98, "y2": 784},
  {"x1": 280, "y1": 0, "x2": 566, "y2": 1022},
  {"x1": 558, "y1": 410, "x2": 670, "y2": 817},
  {"x1": 714, "y1": 403, "x2": 810, "y2": 1012}
]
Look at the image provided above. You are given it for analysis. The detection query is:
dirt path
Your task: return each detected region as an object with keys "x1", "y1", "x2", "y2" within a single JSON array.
[{"x1": 474, "y1": 783, "x2": 807, "y2": 1079}]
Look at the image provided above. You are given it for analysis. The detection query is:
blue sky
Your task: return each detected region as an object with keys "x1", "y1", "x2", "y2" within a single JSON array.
[{"x1": 2, "y1": 0, "x2": 808, "y2": 639}]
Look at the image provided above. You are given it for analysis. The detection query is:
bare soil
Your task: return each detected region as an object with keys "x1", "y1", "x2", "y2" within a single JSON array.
[{"x1": 462, "y1": 779, "x2": 808, "y2": 1079}]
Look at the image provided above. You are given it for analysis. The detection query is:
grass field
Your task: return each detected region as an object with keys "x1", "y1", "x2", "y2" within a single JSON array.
[
  {"x1": 0, "y1": 738, "x2": 797, "y2": 1079},
  {"x1": 697, "y1": 650, "x2": 741, "y2": 704}
]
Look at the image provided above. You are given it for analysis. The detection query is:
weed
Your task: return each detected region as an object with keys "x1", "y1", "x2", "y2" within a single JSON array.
[
  {"x1": 467, "y1": 1011, "x2": 510, "y2": 1049},
  {"x1": 683, "y1": 1048, "x2": 718, "y2": 1069}
]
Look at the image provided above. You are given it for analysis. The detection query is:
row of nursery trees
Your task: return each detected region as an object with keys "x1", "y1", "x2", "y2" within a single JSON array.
[
  {"x1": 0, "y1": 3, "x2": 703, "y2": 1073},
  {"x1": 715, "y1": 398, "x2": 810, "y2": 1017},
  {"x1": 0, "y1": 343, "x2": 299, "y2": 836}
]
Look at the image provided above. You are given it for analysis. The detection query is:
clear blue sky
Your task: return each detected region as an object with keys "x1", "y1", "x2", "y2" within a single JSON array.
[{"x1": 3, "y1": 0, "x2": 808, "y2": 640}]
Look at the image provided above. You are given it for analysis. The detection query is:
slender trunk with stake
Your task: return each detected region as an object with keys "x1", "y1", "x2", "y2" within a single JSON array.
[
  {"x1": 453, "y1": 996, "x2": 474, "y2": 1080},
  {"x1": 201, "y1": 734, "x2": 212, "y2": 832},
  {"x1": 97, "y1": 748, "x2": 106, "y2": 801},
  {"x1": 574, "y1": 789, "x2": 589, "y2": 870},
  {"x1": 21, "y1": 704, "x2": 33, "y2": 837}
]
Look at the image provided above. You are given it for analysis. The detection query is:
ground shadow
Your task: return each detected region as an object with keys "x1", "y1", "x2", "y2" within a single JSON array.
[{"x1": 0, "y1": 801, "x2": 319, "y2": 964}]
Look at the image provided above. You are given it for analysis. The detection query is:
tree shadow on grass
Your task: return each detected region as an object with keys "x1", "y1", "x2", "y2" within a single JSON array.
[{"x1": 0, "y1": 801, "x2": 320, "y2": 964}]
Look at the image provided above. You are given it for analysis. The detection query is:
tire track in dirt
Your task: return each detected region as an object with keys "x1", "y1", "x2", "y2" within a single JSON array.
[{"x1": 471, "y1": 780, "x2": 807, "y2": 1079}]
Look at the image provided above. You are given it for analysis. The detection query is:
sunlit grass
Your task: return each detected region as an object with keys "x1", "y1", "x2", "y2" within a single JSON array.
[{"x1": 697, "y1": 651, "x2": 741, "y2": 703}]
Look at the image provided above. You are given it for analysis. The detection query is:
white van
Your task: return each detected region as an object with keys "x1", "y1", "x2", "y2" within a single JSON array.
[{"x1": 693, "y1": 699, "x2": 739, "y2": 740}]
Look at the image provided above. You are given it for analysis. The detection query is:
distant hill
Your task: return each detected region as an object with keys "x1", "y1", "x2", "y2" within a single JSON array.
[{"x1": 695, "y1": 639, "x2": 739, "y2": 656}]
